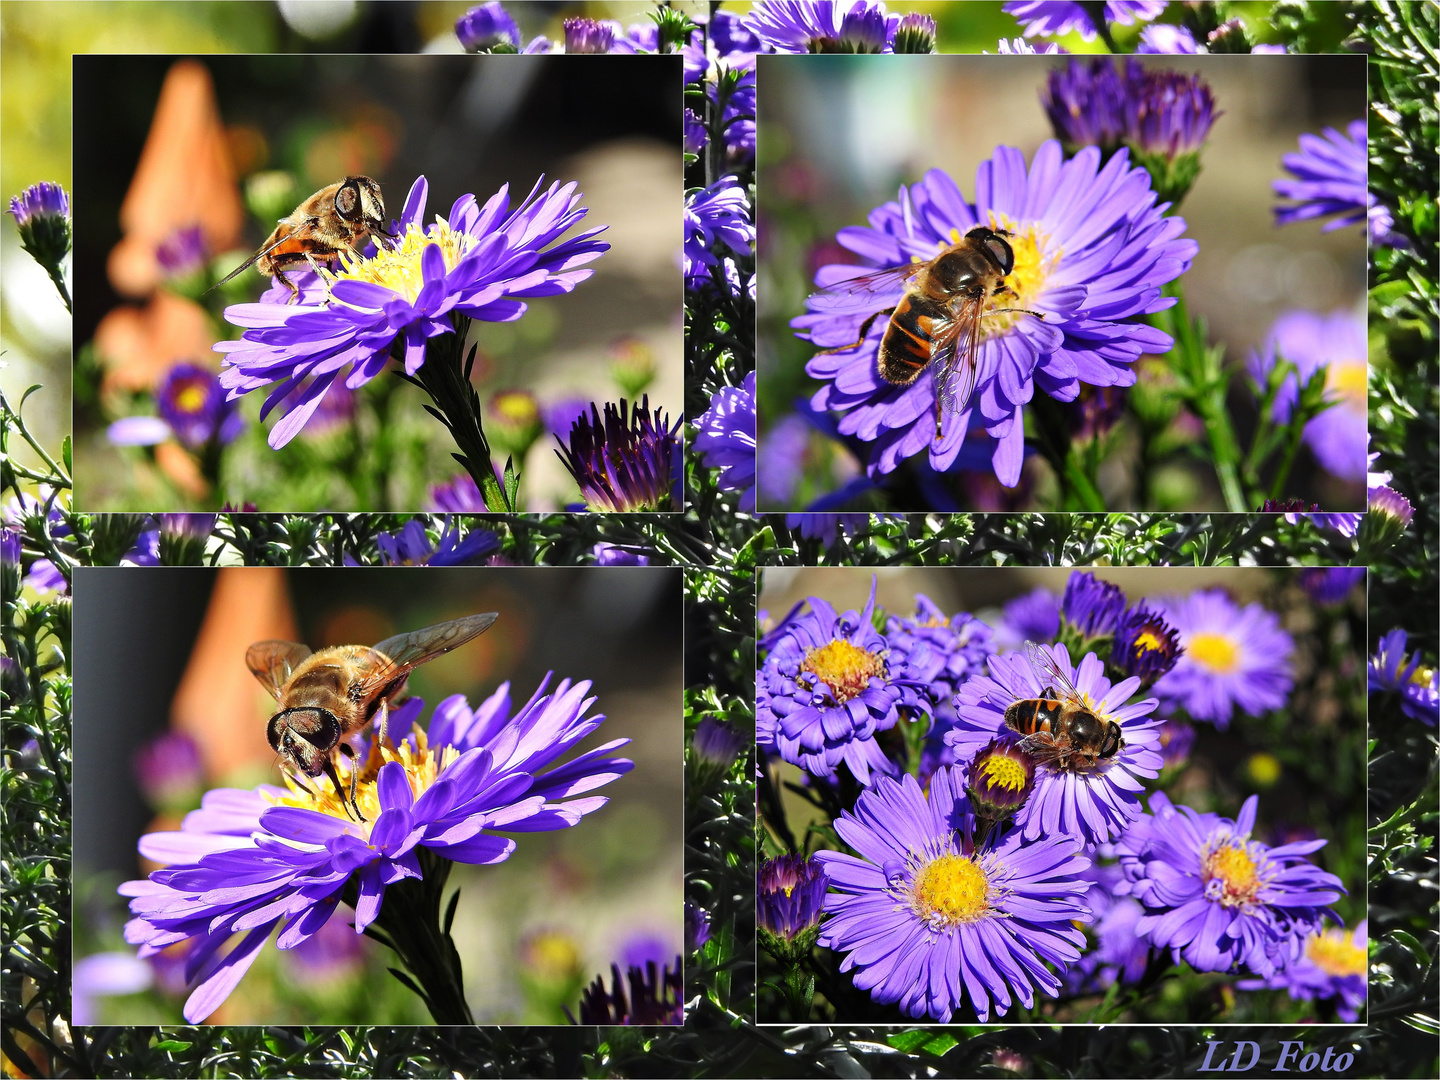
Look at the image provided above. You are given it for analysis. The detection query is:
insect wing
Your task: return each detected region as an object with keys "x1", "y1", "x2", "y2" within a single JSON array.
[
  {"x1": 357, "y1": 612, "x2": 500, "y2": 698},
  {"x1": 246, "y1": 641, "x2": 315, "y2": 700},
  {"x1": 933, "y1": 296, "x2": 986, "y2": 423},
  {"x1": 807, "y1": 263, "x2": 920, "y2": 310},
  {"x1": 1024, "y1": 640, "x2": 1084, "y2": 704},
  {"x1": 210, "y1": 222, "x2": 316, "y2": 290}
]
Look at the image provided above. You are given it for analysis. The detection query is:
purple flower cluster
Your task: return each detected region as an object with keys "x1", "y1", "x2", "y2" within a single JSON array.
[
  {"x1": 216, "y1": 175, "x2": 607, "y2": 448},
  {"x1": 554, "y1": 397, "x2": 681, "y2": 512},
  {"x1": 797, "y1": 145, "x2": 1195, "y2": 487},
  {"x1": 121, "y1": 680, "x2": 631, "y2": 1022},
  {"x1": 694, "y1": 372, "x2": 757, "y2": 512},
  {"x1": 1043, "y1": 58, "x2": 1219, "y2": 160}
]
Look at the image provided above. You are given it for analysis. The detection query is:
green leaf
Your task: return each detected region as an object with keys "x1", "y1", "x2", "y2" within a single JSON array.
[
  {"x1": 886, "y1": 1031, "x2": 934, "y2": 1053},
  {"x1": 61, "y1": 435, "x2": 71, "y2": 476},
  {"x1": 503, "y1": 456, "x2": 520, "y2": 510},
  {"x1": 153, "y1": 1040, "x2": 192, "y2": 1052}
]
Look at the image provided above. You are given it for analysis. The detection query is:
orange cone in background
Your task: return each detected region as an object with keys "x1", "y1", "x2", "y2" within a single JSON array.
[{"x1": 170, "y1": 568, "x2": 299, "y2": 779}]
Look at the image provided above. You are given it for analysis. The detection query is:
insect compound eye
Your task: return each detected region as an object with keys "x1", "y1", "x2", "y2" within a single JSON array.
[
  {"x1": 983, "y1": 235, "x2": 1014, "y2": 275},
  {"x1": 334, "y1": 181, "x2": 362, "y2": 221}
]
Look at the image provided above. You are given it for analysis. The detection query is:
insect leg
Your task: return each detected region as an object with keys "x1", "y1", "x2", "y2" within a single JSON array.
[
  {"x1": 322, "y1": 757, "x2": 364, "y2": 823},
  {"x1": 812, "y1": 308, "x2": 895, "y2": 356},
  {"x1": 375, "y1": 697, "x2": 389, "y2": 751}
]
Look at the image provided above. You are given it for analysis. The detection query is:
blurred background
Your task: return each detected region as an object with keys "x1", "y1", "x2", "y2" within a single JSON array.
[
  {"x1": 757, "y1": 53, "x2": 1368, "y2": 512},
  {"x1": 67, "y1": 49, "x2": 679, "y2": 511},
  {"x1": 73, "y1": 565, "x2": 683, "y2": 1024},
  {"x1": 759, "y1": 565, "x2": 1366, "y2": 1019}
]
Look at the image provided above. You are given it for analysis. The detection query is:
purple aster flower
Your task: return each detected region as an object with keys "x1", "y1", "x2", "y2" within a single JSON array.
[
  {"x1": 684, "y1": 902, "x2": 711, "y2": 953},
  {"x1": 1155, "y1": 717, "x2": 1196, "y2": 768},
  {"x1": 1285, "y1": 509, "x2": 1364, "y2": 537},
  {"x1": 110, "y1": 362, "x2": 244, "y2": 451},
  {"x1": 692, "y1": 716, "x2": 744, "y2": 770},
  {"x1": 1137, "y1": 24, "x2": 1203, "y2": 53},
  {"x1": 1369, "y1": 629, "x2": 1438, "y2": 726},
  {"x1": 1042, "y1": 58, "x2": 1132, "y2": 152},
  {"x1": 964, "y1": 739, "x2": 1037, "y2": 827},
  {"x1": 156, "y1": 224, "x2": 208, "y2": 278},
  {"x1": 757, "y1": 580, "x2": 930, "y2": 784},
  {"x1": 1004, "y1": 1, "x2": 1165, "y2": 41},
  {"x1": 455, "y1": 3, "x2": 521, "y2": 51},
  {"x1": 122, "y1": 528, "x2": 160, "y2": 566},
  {"x1": 884, "y1": 594, "x2": 995, "y2": 704},
  {"x1": 1153, "y1": 589, "x2": 1295, "y2": 730},
  {"x1": 215, "y1": 174, "x2": 608, "y2": 448},
  {"x1": 8, "y1": 180, "x2": 71, "y2": 271},
  {"x1": 685, "y1": 176, "x2": 754, "y2": 292},
  {"x1": 1368, "y1": 201, "x2": 1408, "y2": 248},
  {"x1": 1368, "y1": 483, "x2": 1414, "y2": 529},
  {"x1": 374, "y1": 519, "x2": 500, "y2": 566},
  {"x1": 555, "y1": 397, "x2": 681, "y2": 512},
  {"x1": 0, "y1": 527, "x2": 18, "y2": 572},
  {"x1": 122, "y1": 679, "x2": 630, "y2": 1023},
  {"x1": 1111, "y1": 601, "x2": 1184, "y2": 685},
  {"x1": 994, "y1": 587, "x2": 1062, "y2": 652},
  {"x1": 719, "y1": 67, "x2": 757, "y2": 166},
  {"x1": 1239, "y1": 919, "x2": 1366, "y2": 1021},
  {"x1": 783, "y1": 512, "x2": 872, "y2": 548},
  {"x1": 1299, "y1": 567, "x2": 1366, "y2": 607},
  {"x1": 694, "y1": 372, "x2": 757, "y2": 512},
  {"x1": 425, "y1": 474, "x2": 490, "y2": 512},
  {"x1": 683, "y1": 108, "x2": 707, "y2": 155},
  {"x1": 133, "y1": 730, "x2": 206, "y2": 810},
  {"x1": 798, "y1": 146, "x2": 1194, "y2": 488},
  {"x1": 745, "y1": 1, "x2": 899, "y2": 54},
  {"x1": 949, "y1": 643, "x2": 1163, "y2": 848},
  {"x1": 591, "y1": 542, "x2": 651, "y2": 566},
  {"x1": 711, "y1": 9, "x2": 762, "y2": 57},
  {"x1": 993, "y1": 36, "x2": 1067, "y2": 54},
  {"x1": 757, "y1": 854, "x2": 828, "y2": 953},
  {"x1": 1273, "y1": 120, "x2": 1369, "y2": 232},
  {"x1": 576, "y1": 956, "x2": 682, "y2": 1024},
  {"x1": 1248, "y1": 308, "x2": 1367, "y2": 483},
  {"x1": 621, "y1": 933, "x2": 674, "y2": 974},
  {"x1": 562, "y1": 17, "x2": 615, "y2": 54},
  {"x1": 71, "y1": 952, "x2": 154, "y2": 1026},
  {"x1": 892, "y1": 11, "x2": 936, "y2": 53},
  {"x1": 1062, "y1": 570, "x2": 1127, "y2": 638},
  {"x1": 1115, "y1": 791, "x2": 1344, "y2": 978},
  {"x1": 815, "y1": 766, "x2": 1090, "y2": 1023}
]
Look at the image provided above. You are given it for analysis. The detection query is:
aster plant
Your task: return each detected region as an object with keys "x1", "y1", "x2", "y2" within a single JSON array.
[
  {"x1": 119, "y1": 679, "x2": 631, "y2": 1024},
  {"x1": 215, "y1": 174, "x2": 609, "y2": 512}
]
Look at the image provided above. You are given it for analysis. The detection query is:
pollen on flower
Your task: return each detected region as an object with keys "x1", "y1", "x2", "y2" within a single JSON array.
[
  {"x1": 1201, "y1": 837, "x2": 1266, "y2": 908},
  {"x1": 1134, "y1": 629, "x2": 1165, "y2": 652},
  {"x1": 909, "y1": 853, "x2": 991, "y2": 927},
  {"x1": 800, "y1": 639, "x2": 886, "y2": 703},
  {"x1": 174, "y1": 383, "x2": 208, "y2": 413},
  {"x1": 1304, "y1": 928, "x2": 1366, "y2": 978},
  {"x1": 1188, "y1": 631, "x2": 1241, "y2": 675},
  {"x1": 985, "y1": 214, "x2": 1055, "y2": 327},
  {"x1": 333, "y1": 221, "x2": 475, "y2": 304},
  {"x1": 977, "y1": 753, "x2": 1029, "y2": 793},
  {"x1": 268, "y1": 723, "x2": 460, "y2": 831}
]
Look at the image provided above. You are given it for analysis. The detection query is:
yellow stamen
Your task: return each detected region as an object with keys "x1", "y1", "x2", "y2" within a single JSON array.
[
  {"x1": 1188, "y1": 631, "x2": 1240, "y2": 675},
  {"x1": 1304, "y1": 928, "x2": 1366, "y2": 978},
  {"x1": 800, "y1": 639, "x2": 886, "y2": 703},
  {"x1": 332, "y1": 220, "x2": 475, "y2": 305},
  {"x1": 175, "y1": 384, "x2": 208, "y2": 413},
  {"x1": 1325, "y1": 358, "x2": 1368, "y2": 411},
  {"x1": 1134, "y1": 629, "x2": 1164, "y2": 652},
  {"x1": 977, "y1": 754, "x2": 1029, "y2": 793},
  {"x1": 910, "y1": 853, "x2": 991, "y2": 926},
  {"x1": 1201, "y1": 839, "x2": 1264, "y2": 907},
  {"x1": 983, "y1": 213, "x2": 1058, "y2": 336}
]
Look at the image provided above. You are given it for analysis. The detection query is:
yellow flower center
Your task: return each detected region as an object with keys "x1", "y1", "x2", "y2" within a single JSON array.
[
  {"x1": 1304, "y1": 928, "x2": 1366, "y2": 978},
  {"x1": 175, "y1": 384, "x2": 208, "y2": 413},
  {"x1": 976, "y1": 754, "x2": 1030, "y2": 793},
  {"x1": 1188, "y1": 631, "x2": 1240, "y2": 674},
  {"x1": 1134, "y1": 629, "x2": 1165, "y2": 652},
  {"x1": 910, "y1": 853, "x2": 991, "y2": 927},
  {"x1": 1325, "y1": 357, "x2": 1368, "y2": 412},
  {"x1": 268, "y1": 723, "x2": 457, "y2": 835},
  {"x1": 332, "y1": 220, "x2": 475, "y2": 305},
  {"x1": 525, "y1": 931, "x2": 581, "y2": 979},
  {"x1": 1201, "y1": 839, "x2": 1264, "y2": 908},
  {"x1": 493, "y1": 391, "x2": 539, "y2": 425},
  {"x1": 800, "y1": 639, "x2": 886, "y2": 703},
  {"x1": 1410, "y1": 665, "x2": 1435, "y2": 688}
]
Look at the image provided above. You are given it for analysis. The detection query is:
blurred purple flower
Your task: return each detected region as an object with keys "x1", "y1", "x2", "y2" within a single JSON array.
[
  {"x1": 455, "y1": 3, "x2": 521, "y2": 51},
  {"x1": 374, "y1": 520, "x2": 499, "y2": 566},
  {"x1": 1248, "y1": 308, "x2": 1367, "y2": 483},
  {"x1": 1238, "y1": 919, "x2": 1366, "y2": 1022},
  {"x1": 109, "y1": 363, "x2": 243, "y2": 451},
  {"x1": 72, "y1": 952, "x2": 154, "y2": 1025},
  {"x1": 1369, "y1": 629, "x2": 1438, "y2": 726},
  {"x1": 425, "y1": 474, "x2": 490, "y2": 512},
  {"x1": 1299, "y1": 567, "x2": 1365, "y2": 606},
  {"x1": 684, "y1": 902, "x2": 711, "y2": 953},
  {"x1": 694, "y1": 372, "x2": 756, "y2": 512},
  {"x1": 577, "y1": 956, "x2": 683, "y2": 1024},
  {"x1": 994, "y1": 587, "x2": 1062, "y2": 652},
  {"x1": 592, "y1": 543, "x2": 650, "y2": 566},
  {"x1": 156, "y1": 225, "x2": 208, "y2": 278},
  {"x1": 133, "y1": 730, "x2": 206, "y2": 810},
  {"x1": 1005, "y1": 0, "x2": 1165, "y2": 40},
  {"x1": 758, "y1": 414, "x2": 811, "y2": 506},
  {"x1": 1273, "y1": 121, "x2": 1369, "y2": 232}
]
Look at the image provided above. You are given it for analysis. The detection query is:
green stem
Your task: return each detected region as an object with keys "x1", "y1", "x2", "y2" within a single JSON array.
[
  {"x1": 362, "y1": 849, "x2": 474, "y2": 1025},
  {"x1": 1266, "y1": 397, "x2": 1312, "y2": 502},
  {"x1": 46, "y1": 265, "x2": 72, "y2": 314},
  {"x1": 405, "y1": 314, "x2": 512, "y2": 511}
]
